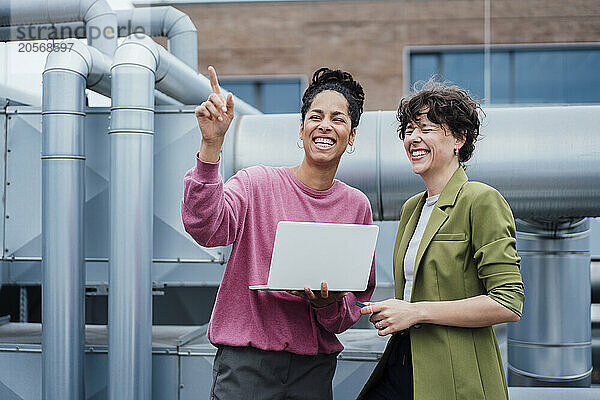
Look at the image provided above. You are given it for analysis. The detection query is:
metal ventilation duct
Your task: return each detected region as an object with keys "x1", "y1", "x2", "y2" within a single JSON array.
[
  {"x1": 109, "y1": 34, "x2": 156, "y2": 400},
  {"x1": 0, "y1": 0, "x2": 118, "y2": 55},
  {"x1": 0, "y1": 5, "x2": 200, "y2": 105},
  {"x1": 509, "y1": 219, "x2": 592, "y2": 386},
  {"x1": 227, "y1": 106, "x2": 600, "y2": 220},
  {"x1": 1, "y1": 6, "x2": 200, "y2": 72},
  {"x1": 117, "y1": 6, "x2": 198, "y2": 71},
  {"x1": 42, "y1": 38, "x2": 111, "y2": 400},
  {"x1": 107, "y1": 33, "x2": 259, "y2": 400}
]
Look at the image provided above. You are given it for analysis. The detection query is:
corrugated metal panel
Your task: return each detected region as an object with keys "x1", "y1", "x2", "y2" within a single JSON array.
[
  {"x1": 5, "y1": 111, "x2": 40, "y2": 260},
  {"x1": 0, "y1": 110, "x2": 6, "y2": 264},
  {"x1": 3, "y1": 107, "x2": 225, "y2": 286}
]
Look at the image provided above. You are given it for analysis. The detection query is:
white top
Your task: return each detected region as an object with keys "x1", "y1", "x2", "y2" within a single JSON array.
[{"x1": 403, "y1": 194, "x2": 439, "y2": 302}]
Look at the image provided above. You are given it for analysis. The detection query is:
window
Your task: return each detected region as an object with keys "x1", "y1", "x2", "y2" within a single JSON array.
[
  {"x1": 407, "y1": 45, "x2": 600, "y2": 105},
  {"x1": 220, "y1": 76, "x2": 305, "y2": 113}
]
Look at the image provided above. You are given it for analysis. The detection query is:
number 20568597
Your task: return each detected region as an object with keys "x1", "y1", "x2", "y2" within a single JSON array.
[{"x1": 18, "y1": 42, "x2": 74, "y2": 53}]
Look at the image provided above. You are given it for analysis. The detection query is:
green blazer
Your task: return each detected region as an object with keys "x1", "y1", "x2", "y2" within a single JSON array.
[{"x1": 358, "y1": 167, "x2": 524, "y2": 400}]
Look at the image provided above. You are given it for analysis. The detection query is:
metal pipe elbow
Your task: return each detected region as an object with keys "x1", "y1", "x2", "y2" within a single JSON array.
[
  {"x1": 43, "y1": 38, "x2": 92, "y2": 82},
  {"x1": 80, "y1": 0, "x2": 115, "y2": 21},
  {"x1": 161, "y1": 7, "x2": 198, "y2": 71},
  {"x1": 43, "y1": 38, "x2": 111, "y2": 97},
  {"x1": 112, "y1": 34, "x2": 160, "y2": 73},
  {"x1": 81, "y1": 0, "x2": 117, "y2": 54},
  {"x1": 161, "y1": 6, "x2": 197, "y2": 38}
]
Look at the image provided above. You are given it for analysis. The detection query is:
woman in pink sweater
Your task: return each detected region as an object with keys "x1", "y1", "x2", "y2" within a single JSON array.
[{"x1": 182, "y1": 66, "x2": 375, "y2": 399}]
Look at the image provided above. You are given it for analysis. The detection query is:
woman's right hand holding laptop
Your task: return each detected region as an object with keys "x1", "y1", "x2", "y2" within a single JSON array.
[{"x1": 289, "y1": 282, "x2": 348, "y2": 308}]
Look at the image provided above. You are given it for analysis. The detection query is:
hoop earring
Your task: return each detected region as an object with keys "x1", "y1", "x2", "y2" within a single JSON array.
[
  {"x1": 297, "y1": 138, "x2": 303, "y2": 149},
  {"x1": 346, "y1": 144, "x2": 355, "y2": 154},
  {"x1": 454, "y1": 146, "x2": 459, "y2": 156}
]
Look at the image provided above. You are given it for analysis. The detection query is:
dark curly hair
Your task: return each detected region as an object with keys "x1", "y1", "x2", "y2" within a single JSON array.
[
  {"x1": 301, "y1": 67, "x2": 365, "y2": 130},
  {"x1": 397, "y1": 79, "x2": 482, "y2": 164}
]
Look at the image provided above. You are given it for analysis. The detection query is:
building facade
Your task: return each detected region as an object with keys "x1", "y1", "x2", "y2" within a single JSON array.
[{"x1": 140, "y1": 0, "x2": 600, "y2": 111}]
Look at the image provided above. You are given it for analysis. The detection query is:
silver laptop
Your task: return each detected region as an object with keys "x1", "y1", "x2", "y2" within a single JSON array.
[{"x1": 249, "y1": 221, "x2": 379, "y2": 291}]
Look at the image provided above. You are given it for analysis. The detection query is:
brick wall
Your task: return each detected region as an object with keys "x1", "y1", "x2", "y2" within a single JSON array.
[{"x1": 165, "y1": 0, "x2": 600, "y2": 110}]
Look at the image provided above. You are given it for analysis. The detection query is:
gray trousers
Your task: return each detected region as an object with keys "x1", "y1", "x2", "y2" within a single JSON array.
[{"x1": 210, "y1": 345, "x2": 338, "y2": 400}]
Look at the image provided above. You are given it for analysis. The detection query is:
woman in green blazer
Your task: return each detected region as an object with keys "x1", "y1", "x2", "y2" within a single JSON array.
[{"x1": 357, "y1": 82, "x2": 524, "y2": 400}]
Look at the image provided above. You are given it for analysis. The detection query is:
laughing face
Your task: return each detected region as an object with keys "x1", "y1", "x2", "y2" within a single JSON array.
[
  {"x1": 300, "y1": 90, "x2": 355, "y2": 168},
  {"x1": 403, "y1": 107, "x2": 464, "y2": 179}
]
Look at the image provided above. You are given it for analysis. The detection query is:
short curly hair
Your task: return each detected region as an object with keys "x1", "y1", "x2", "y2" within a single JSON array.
[
  {"x1": 397, "y1": 79, "x2": 482, "y2": 164},
  {"x1": 301, "y1": 67, "x2": 365, "y2": 130}
]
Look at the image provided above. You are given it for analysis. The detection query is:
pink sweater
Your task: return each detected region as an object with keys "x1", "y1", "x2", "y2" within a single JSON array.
[{"x1": 182, "y1": 157, "x2": 376, "y2": 355}]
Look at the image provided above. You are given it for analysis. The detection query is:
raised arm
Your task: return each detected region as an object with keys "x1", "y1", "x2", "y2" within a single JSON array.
[
  {"x1": 182, "y1": 67, "x2": 248, "y2": 248},
  {"x1": 195, "y1": 66, "x2": 235, "y2": 162}
]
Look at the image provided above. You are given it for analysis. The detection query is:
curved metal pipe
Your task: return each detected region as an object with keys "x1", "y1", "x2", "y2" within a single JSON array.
[
  {"x1": 0, "y1": 6, "x2": 196, "y2": 104},
  {"x1": 0, "y1": 0, "x2": 117, "y2": 55},
  {"x1": 42, "y1": 38, "x2": 110, "y2": 400},
  {"x1": 83, "y1": 0, "x2": 117, "y2": 55},
  {"x1": 0, "y1": 21, "x2": 85, "y2": 41},
  {"x1": 230, "y1": 106, "x2": 600, "y2": 219},
  {"x1": 116, "y1": 6, "x2": 198, "y2": 71},
  {"x1": 122, "y1": 34, "x2": 259, "y2": 112},
  {"x1": 0, "y1": 5, "x2": 198, "y2": 70},
  {"x1": 0, "y1": 18, "x2": 180, "y2": 106}
]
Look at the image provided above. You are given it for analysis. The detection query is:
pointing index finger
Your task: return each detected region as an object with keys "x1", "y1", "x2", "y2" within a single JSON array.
[{"x1": 208, "y1": 66, "x2": 222, "y2": 96}]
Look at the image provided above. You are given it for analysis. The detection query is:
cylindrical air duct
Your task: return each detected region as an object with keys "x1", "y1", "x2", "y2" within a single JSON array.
[
  {"x1": 230, "y1": 106, "x2": 600, "y2": 219},
  {"x1": 108, "y1": 35, "x2": 156, "y2": 400},
  {"x1": 508, "y1": 218, "x2": 592, "y2": 386},
  {"x1": 41, "y1": 38, "x2": 110, "y2": 400},
  {"x1": 107, "y1": 33, "x2": 260, "y2": 398}
]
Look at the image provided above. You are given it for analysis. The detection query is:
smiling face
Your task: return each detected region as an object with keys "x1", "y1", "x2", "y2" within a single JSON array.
[
  {"x1": 403, "y1": 107, "x2": 464, "y2": 179},
  {"x1": 300, "y1": 90, "x2": 355, "y2": 168}
]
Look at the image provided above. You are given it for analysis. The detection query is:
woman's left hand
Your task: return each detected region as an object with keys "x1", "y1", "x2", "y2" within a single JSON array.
[
  {"x1": 289, "y1": 282, "x2": 348, "y2": 308},
  {"x1": 360, "y1": 299, "x2": 420, "y2": 336}
]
